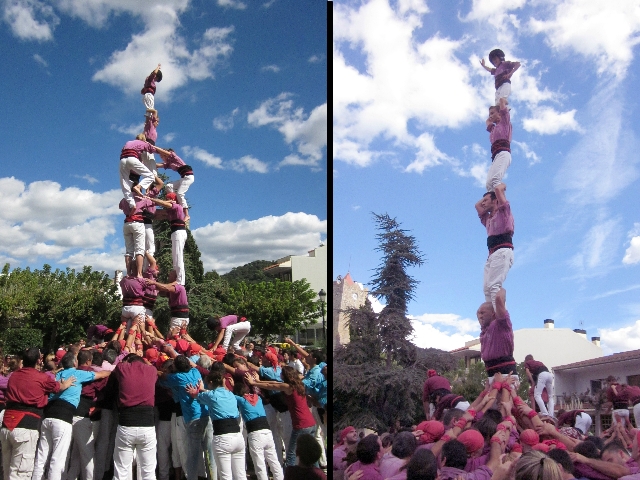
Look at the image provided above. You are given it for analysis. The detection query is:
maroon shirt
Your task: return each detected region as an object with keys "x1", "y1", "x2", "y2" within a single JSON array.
[
  {"x1": 113, "y1": 362, "x2": 157, "y2": 408},
  {"x1": 284, "y1": 389, "x2": 315, "y2": 430},
  {"x1": 422, "y1": 375, "x2": 452, "y2": 402},
  {"x1": 480, "y1": 311, "x2": 514, "y2": 362},
  {"x1": 284, "y1": 466, "x2": 327, "y2": 480},
  {"x1": 78, "y1": 365, "x2": 108, "y2": 400},
  {"x1": 524, "y1": 360, "x2": 548, "y2": 381},
  {"x1": 120, "y1": 276, "x2": 146, "y2": 303},
  {"x1": 624, "y1": 385, "x2": 640, "y2": 402},
  {"x1": 6, "y1": 367, "x2": 60, "y2": 408},
  {"x1": 607, "y1": 383, "x2": 630, "y2": 406}
]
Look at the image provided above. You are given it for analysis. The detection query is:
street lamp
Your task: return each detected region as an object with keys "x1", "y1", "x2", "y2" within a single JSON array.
[{"x1": 318, "y1": 289, "x2": 326, "y2": 342}]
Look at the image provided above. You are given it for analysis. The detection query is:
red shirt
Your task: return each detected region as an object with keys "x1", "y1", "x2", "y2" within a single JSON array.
[
  {"x1": 284, "y1": 390, "x2": 315, "y2": 430},
  {"x1": 6, "y1": 367, "x2": 60, "y2": 408},
  {"x1": 422, "y1": 375, "x2": 451, "y2": 402},
  {"x1": 113, "y1": 362, "x2": 157, "y2": 408}
]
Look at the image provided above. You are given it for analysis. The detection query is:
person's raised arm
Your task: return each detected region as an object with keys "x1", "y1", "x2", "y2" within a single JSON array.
[
  {"x1": 505, "y1": 61, "x2": 520, "y2": 79},
  {"x1": 475, "y1": 197, "x2": 489, "y2": 216},
  {"x1": 494, "y1": 183, "x2": 507, "y2": 206},
  {"x1": 480, "y1": 58, "x2": 494, "y2": 73},
  {"x1": 568, "y1": 452, "x2": 631, "y2": 478},
  {"x1": 244, "y1": 372, "x2": 291, "y2": 394},
  {"x1": 93, "y1": 369, "x2": 111, "y2": 380},
  {"x1": 147, "y1": 197, "x2": 174, "y2": 209},
  {"x1": 285, "y1": 337, "x2": 309, "y2": 358},
  {"x1": 525, "y1": 367, "x2": 534, "y2": 387},
  {"x1": 147, "y1": 278, "x2": 176, "y2": 295},
  {"x1": 495, "y1": 288, "x2": 507, "y2": 319},
  {"x1": 499, "y1": 96, "x2": 508, "y2": 111}
]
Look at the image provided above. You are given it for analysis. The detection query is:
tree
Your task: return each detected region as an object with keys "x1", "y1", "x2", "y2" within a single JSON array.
[
  {"x1": 224, "y1": 279, "x2": 318, "y2": 339},
  {"x1": 334, "y1": 213, "x2": 431, "y2": 431},
  {"x1": 221, "y1": 260, "x2": 276, "y2": 286}
]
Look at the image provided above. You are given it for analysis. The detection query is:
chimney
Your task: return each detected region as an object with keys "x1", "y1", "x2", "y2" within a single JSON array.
[
  {"x1": 592, "y1": 336, "x2": 601, "y2": 347},
  {"x1": 544, "y1": 319, "x2": 554, "y2": 329},
  {"x1": 573, "y1": 328, "x2": 587, "y2": 340}
]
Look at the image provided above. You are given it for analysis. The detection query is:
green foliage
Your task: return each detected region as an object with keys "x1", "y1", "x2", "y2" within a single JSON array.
[
  {"x1": 3, "y1": 328, "x2": 43, "y2": 355},
  {"x1": 0, "y1": 264, "x2": 121, "y2": 353},
  {"x1": 444, "y1": 360, "x2": 488, "y2": 402},
  {"x1": 516, "y1": 362, "x2": 532, "y2": 400},
  {"x1": 221, "y1": 260, "x2": 276, "y2": 287},
  {"x1": 224, "y1": 279, "x2": 319, "y2": 338}
]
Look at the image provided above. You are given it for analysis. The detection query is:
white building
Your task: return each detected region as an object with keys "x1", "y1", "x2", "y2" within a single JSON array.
[
  {"x1": 450, "y1": 319, "x2": 603, "y2": 371},
  {"x1": 264, "y1": 243, "x2": 327, "y2": 344}
]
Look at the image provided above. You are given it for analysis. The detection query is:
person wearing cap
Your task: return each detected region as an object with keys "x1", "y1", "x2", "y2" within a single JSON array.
[
  {"x1": 141, "y1": 63, "x2": 162, "y2": 111},
  {"x1": 333, "y1": 426, "x2": 358, "y2": 478},
  {"x1": 208, "y1": 315, "x2": 252, "y2": 354},
  {"x1": 415, "y1": 420, "x2": 444, "y2": 449},
  {"x1": 0, "y1": 348, "x2": 76, "y2": 480},
  {"x1": 156, "y1": 149, "x2": 194, "y2": 224},
  {"x1": 159, "y1": 355, "x2": 215, "y2": 480},
  {"x1": 146, "y1": 270, "x2": 189, "y2": 330},
  {"x1": 147, "y1": 194, "x2": 187, "y2": 285},
  {"x1": 422, "y1": 369, "x2": 452, "y2": 420},
  {"x1": 524, "y1": 354, "x2": 555, "y2": 418},
  {"x1": 31, "y1": 351, "x2": 111, "y2": 480},
  {"x1": 479, "y1": 49, "x2": 520, "y2": 106}
]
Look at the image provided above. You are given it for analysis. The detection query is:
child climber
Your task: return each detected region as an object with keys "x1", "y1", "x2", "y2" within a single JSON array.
[{"x1": 480, "y1": 49, "x2": 520, "y2": 106}]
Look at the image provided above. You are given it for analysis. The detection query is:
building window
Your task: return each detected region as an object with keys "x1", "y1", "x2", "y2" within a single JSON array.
[
  {"x1": 627, "y1": 375, "x2": 640, "y2": 387},
  {"x1": 590, "y1": 380, "x2": 602, "y2": 395}
]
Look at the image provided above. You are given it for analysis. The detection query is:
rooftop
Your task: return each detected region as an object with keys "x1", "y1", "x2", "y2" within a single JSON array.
[{"x1": 554, "y1": 349, "x2": 640, "y2": 371}]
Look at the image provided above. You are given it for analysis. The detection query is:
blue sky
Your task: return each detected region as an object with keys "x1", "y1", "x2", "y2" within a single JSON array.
[
  {"x1": 0, "y1": 0, "x2": 327, "y2": 275},
  {"x1": 333, "y1": 0, "x2": 640, "y2": 355}
]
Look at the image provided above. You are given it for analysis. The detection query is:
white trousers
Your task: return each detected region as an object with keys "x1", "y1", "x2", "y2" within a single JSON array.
[
  {"x1": 495, "y1": 83, "x2": 511, "y2": 105},
  {"x1": 612, "y1": 408, "x2": 630, "y2": 428},
  {"x1": 633, "y1": 403, "x2": 640, "y2": 429},
  {"x1": 212, "y1": 432, "x2": 246, "y2": 480},
  {"x1": 123, "y1": 222, "x2": 146, "y2": 258},
  {"x1": 169, "y1": 317, "x2": 189, "y2": 330},
  {"x1": 143, "y1": 93, "x2": 154, "y2": 110},
  {"x1": 311, "y1": 407, "x2": 327, "y2": 467},
  {"x1": 155, "y1": 419, "x2": 172, "y2": 480},
  {"x1": 222, "y1": 322, "x2": 251, "y2": 351},
  {"x1": 483, "y1": 248, "x2": 514, "y2": 311},
  {"x1": 171, "y1": 229, "x2": 187, "y2": 286},
  {"x1": 32, "y1": 418, "x2": 73, "y2": 480},
  {"x1": 170, "y1": 413, "x2": 188, "y2": 469},
  {"x1": 140, "y1": 152, "x2": 157, "y2": 177},
  {"x1": 264, "y1": 405, "x2": 292, "y2": 466},
  {"x1": 1, "y1": 427, "x2": 40, "y2": 480},
  {"x1": 113, "y1": 425, "x2": 156, "y2": 480},
  {"x1": 165, "y1": 175, "x2": 194, "y2": 210},
  {"x1": 145, "y1": 224, "x2": 155, "y2": 256},
  {"x1": 534, "y1": 371, "x2": 555, "y2": 417},
  {"x1": 66, "y1": 416, "x2": 99, "y2": 480},
  {"x1": 94, "y1": 409, "x2": 118, "y2": 480},
  {"x1": 120, "y1": 157, "x2": 154, "y2": 208},
  {"x1": 248, "y1": 429, "x2": 283, "y2": 480},
  {"x1": 122, "y1": 305, "x2": 147, "y2": 331},
  {"x1": 486, "y1": 150, "x2": 511, "y2": 192}
]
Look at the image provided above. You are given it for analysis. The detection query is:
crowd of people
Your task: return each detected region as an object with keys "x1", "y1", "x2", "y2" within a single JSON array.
[{"x1": 0, "y1": 66, "x2": 328, "y2": 480}]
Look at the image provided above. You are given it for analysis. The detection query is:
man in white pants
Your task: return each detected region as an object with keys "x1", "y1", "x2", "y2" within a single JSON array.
[
  {"x1": 148, "y1": 193, "x2": 187, "y2": 285},
  {"x1": 207, "y1": 315, "x2": 251, "y2": 353},
  {"x1": 119, "y1": 195, "x2": 153, "y2": 278},
  {"x1": 524, "y1": 354, "x2": 555, "y2": 417},
  {"x1": 157, "y1": 149, "x2": 195, "y2": 224},
  {"x1": 485, "y1": 97, "x2": 511, "y2": 192},
  {"x1": 119, "y1": 135, "x2": 158, "y2": 209},
  {"x1": 475, "y1": 183, "x2": 514, "y2": 312}
]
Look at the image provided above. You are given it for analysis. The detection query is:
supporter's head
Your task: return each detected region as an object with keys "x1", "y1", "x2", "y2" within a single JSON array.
[
  {"x1": 406, "y1": 448, "x2": 437, "y2": 480},
  {"x1": 441, "y1": 440, "x2": 467, "y2": 469},
  {"x1": 283, "y1": 351, "x2": 290, "y2": 363},
  {"x1": 601, "y1": 440, "x2": 630, "y2": 465},
  {"x1": 582, "y1": 435, "x2": 604, "y2": 451},
  {"x1": 124, "y1": 354, "x2": 145, "y2": 364},
  {"x1": 42, "y1": 354, "x2": 56, "y2": 372},
  {"x1": 107, "y1": 340, "x2": 122, "y2": 354},
  {"x1": 339, "y1": 426, "x2": 358, "y2": 446},
  {"x1": 457, "y1": 429, "x2": 485, "y2": 457},
  {"x1": 206, "y1": 316, "x2": 221, "y2": 331},
  {"x1": 573, "y1": 440, "x2": 601, "y2": 459},
  {"x1": 174, "y1": 355, "x2": 191, "y2": 373},
  {"x1": 483, "y1": 409, "x2": 503, "y2": 425},
  {"x1": 474, "y1": 416, "x2": 498, "y2": 443},
  {"x1": 515, "y1": 451, "x2": 563, "y2": 480},
  {"x1": 77, "y1": 349, "x2": 93, "y2": 366},
  {"x1": 102, "y1": 348, "x2": 117, "y2": 365},
  {"x1": 525, "y1": 354, "x2": 534, "y2": 361},
  {"x1": 247, "y1": 355, "x2": 261, "y2": 368},
  {"x1": 606, "y1": 375, "x2": 617, "y2": 384},
  {"x1": 391, "y1": 431, "x2": 416, "y2": 459},
  {"x1": 415, "y1": 420, "x2": 444, "y2": 444},
  {"x1": 476, "y1": 301, "x2": 495, "y2": 328},
  {"x1": 355, "y1": 434, "x2": 382, "y2": 465},
  {"x1": 168, "y1": 269, "x2": 177, "y2": 283},
  {"x1": 308, "y1": 350, "x2": 325, "y2": 367},
  {"x1": 60, "y1": 352, "x2": 77, "y2": 369},
  {"x1": 206, "y1": 362, "x2": 226, "y2": 388},
  {"x1": 442, "y1": 408, "x2": 464, "y2": 429},
  {"x1": 197, "y1": 354, "x2": 212, "y2": 370},
  {"x1": 281, "y1": 365, "x2": 305, "y2": 396},
  {"x1": 547, "y1": 448, "x2": 575, "y2": 478},
  {"x1": 231, "y1": 357, "x2": 248, "y2": 369},
  {"x1": 92, "y1": 350, "x2": 103, "y2": 366},
  {"x1": 22, "y1": 347, "x2": 42, "y2": 368},
  {"x1": 296, "y1": 433, "x2": 322, "y2": 467},
  {"x1": 427, "y1": 369, "x2": 437, "y2": 378},
  {"x1": 136, "y1": 133, "x2": 146, "y2": 141},
  {"x1": 162, "y1": 358, "x2": 175, "y2": 373},
  {"x1": 380, "y1": 432, "x2": 393, "y2": 450}
]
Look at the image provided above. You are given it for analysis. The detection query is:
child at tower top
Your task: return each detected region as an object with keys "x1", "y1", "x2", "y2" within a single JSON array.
[
  {"x1": 141, "y1": 63, "x2": 162, "y2": 111},
  {"x1": 480, "y1": 49, "x2": 520, "y2": 106}
]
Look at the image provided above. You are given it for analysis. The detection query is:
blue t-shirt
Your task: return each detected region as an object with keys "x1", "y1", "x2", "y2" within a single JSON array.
[
  {"x1": 258, "y1": 366, "x2": 282, "y2": 395},
  {"x1": 160, "y1": 368, "x2": 208, "y2": 423},
  {"x1": 196, "y1": 387, "x2": 239, "y2": 421},
  {"x1": 303, "y1": 365, "x2": 324, "y2": 400},
  {"x1": 234, "y1": 394, "x2": 266, "y2": 422},
  {"x1": 50, "y1": 368, "x2": 96, "y2": 407}
]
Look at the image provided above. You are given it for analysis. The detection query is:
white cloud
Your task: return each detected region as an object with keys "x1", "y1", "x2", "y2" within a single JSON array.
[
  {"x1": 191, "y1": 212, "x2": 327, "y2": 273},
  {"x1": 599, "y1": 320, "x2": 640, "y2": 354},
  {"x1": 73, "y1": 174, "x2": 99, "y2": 185},
  {"x1": 263, "y1": 0, "x2": 277, "y2": 8},
  {"x1": 569, "y1": 217, "x2": 621, "y2": 272},
  {"x1": 308, "y1": 54, "x2": 325, "y2": 63},
  {"x1": 522, "y1": 106, "x2": 581, "y2": 135},
  {"x1": 623, "y1": 236, "x2": 640, "y2": 265},
  {"x1": 60, "y1": 249, "x2": 124, "y2": 276},
  {"x1": 229, "y1": 155, "x2": 269, "y2": 174},
  {"x1": 217, "y1": 0, "x2": 247, "y2": 9},
  {"x1": 163, "y1": 132, "x2": 176, "y2": 143},
  {"x1": 409, "y1": 313, "x2": 479, "y2": 351},
  {"x1": 213, "y1": 107, "x2": 240, "y2": 132},
  {"x1": 0, "y1": 177, "x2": 121, "y2": 263},
  {"x1": 511, "y1": 140, "x2": 540, "y2": 165},
  {"x1": 182, "y1": 146, "x2": 224, "y2": 169},
  {"x1": 529, "y1": 0, "x2": 640, "y2": 79},
  {"x1": 261, "y1": 65, "x2": 280, "y2": 73},
  {"x1": 33, "y1": 53, "x2": 47, "y2": 67},
  {"x1": 404, "y1": 133, "x2": 454, "y2": 174},
  {"x1": 3, "y1": 0, "x2": 59, "y2": 41},
  {"x1": 368, "y1": 295, "x2": 385, "y2": 313},
  {"x1": 111, "y1": 122, "x2": 145, "y2": 137},
  {"x1": 248, "y1": 94, "x2": 326, "y2": 169},
  {"x1": 278, "y1": 154, "x2": 321, "y2": 171}
]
